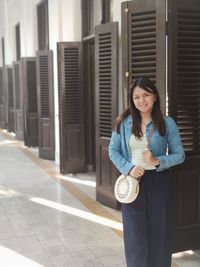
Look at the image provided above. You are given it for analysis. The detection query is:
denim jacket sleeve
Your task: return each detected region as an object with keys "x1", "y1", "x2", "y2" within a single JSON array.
[
  {"x1": 156, "y1": 117, "x2": 185, "y2": 171},
  {"x1": 108, "y1": 128, "x2": 134, "y2": 176},
  {"x1": 109, "y1": 116, "x2": 185, "y2": 174}
]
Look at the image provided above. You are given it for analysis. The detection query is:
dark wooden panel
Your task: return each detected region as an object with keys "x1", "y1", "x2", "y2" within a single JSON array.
[
  {"x1": 37, "y1": 0, "x2": 49, "y2": 50},
  {"x1": 0, "y1": 67, "x2": 5, "y2": 128},
  {"x1": 13, "y1": 61, "x2": 23, "y2": 140},
  {"x1": 122, "y1": 0, "x2": 166, "y2": 110},
  {"x1": 95, "y1": 22, "x2": 119, "y2": 209},
  {"x1": 168, "y1": 0, "x2": 200, "y2": 252},
  {"x1": 57, "y1": 42, "x2": 85, "y2": 173},
  {"x1": 21, "y1": 57, "x2": 38, "y2": 147},
  {"x1": 36, "y1": 50, "x2": 55, "y2": 160},
  {"x1": 3, "y1": 66, "x2": 13, "y2": 131},
  {"x1": 15, "y1": 23, "x2": 21, "y2": 60},
  {"x1": 83, "y1": 39, "x2": 95, "y2": 171},
  {"x1": 7, "y1": 66, "x2": 14, "y2": 132},
  {"x1": 1, "y1": 38, "x2": 5, "y2": 66}
]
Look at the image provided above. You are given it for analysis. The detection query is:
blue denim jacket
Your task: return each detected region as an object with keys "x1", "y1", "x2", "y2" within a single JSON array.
[{"x1": 108, "y1": 115, "x2": 185, "y2": 175}]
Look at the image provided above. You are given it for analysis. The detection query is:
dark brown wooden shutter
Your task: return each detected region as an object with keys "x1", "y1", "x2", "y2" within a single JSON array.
[
  {"x1": 13, "y1": 61, "x2": 23, "y2": 140},
  {"x1": 122, "y1": 0, "x2": 166, "y2": 110},
  {"x1": 95, "y1": 22, "x2": 119, "y2": 209},
  {"x1": 3, "y1": 66, "x2": 14, "y2": 132},
  {"x1": 36, "y1": 50, "x2": 55, "y2": 160},
  {"x1": 37, "y1": 0, "x2": 49, "y2": 50},
  {"x1": 21, "y1": 57, "x2": 38, "y2": 147},
  {"x1": 15, "y1": 23, "x2": 21, "y2": 61},
  {"x1": 168, "y1": 0, "x2": 200, "y2": 252},
  {"x1": 1, "y1": 38, "x2": 5, "y2": 66},
  {"x1": 0, "y1": 67, "x2": 5, "y2": 128},
  {"x1": 57, "y1": 42, "x2": 85, "y2": 173},
  {"x1": 8, "y1": 67, "x2": 14, "y2": 132}
]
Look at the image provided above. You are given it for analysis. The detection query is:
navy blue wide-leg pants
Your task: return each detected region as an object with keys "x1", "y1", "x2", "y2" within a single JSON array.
[{"x1": 122, "y1": 169, "x2": 172, "y2": 267}]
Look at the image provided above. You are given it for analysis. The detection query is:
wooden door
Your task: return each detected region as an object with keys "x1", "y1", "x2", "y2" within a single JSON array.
[
  {"x1": 83, "y1": 39, "x2": 95, "y2": 172},
  {"x1": 57, "y1": 42, "x2": 85, "y2": 173},
  {"x1": 122, "y1": 0, "x2": 200, "y2": 252},
  {"x1": 168, "y1": 0, "x2": 200, "y2": 252},
  {"x1": 21, "y1": 57, "x2": 38, "y2": 147},
  {"x1": 95, "y1": 22, "x2": 119, "y2": 209},
  {"x1": 8, "y1": 66, "x2": 14, "y2": 132},
  {"x1": 13, "y1": 61, "x2": 23, "y2": 140},
  {"x1": 3, "y1": 66, "x2": 14, "y2": 131},
  {"x1": 122, "y1": 0, "x2": 166, "y2": 110},
  {"x1": 0, "y1": 67, "x2": 5, "y2": 128},
  {"x1": 36, "y1": 50, "x2": 55, "y2": 160},
  {"x1": 37, "y1": 0, "x2": 49, "y2": 50}
]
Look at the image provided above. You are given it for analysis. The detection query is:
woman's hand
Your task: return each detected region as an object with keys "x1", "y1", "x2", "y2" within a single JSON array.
[
  {"x1": 129, "y1": 166, "x2": 145, "y2": 179},
  {"x1": 142, "y1": 149, "x2": 159, "y2": 166}
]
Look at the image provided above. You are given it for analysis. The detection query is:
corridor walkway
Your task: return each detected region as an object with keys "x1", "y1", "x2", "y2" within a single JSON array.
[{"x1": 0, "y1": 130, "x2": 199, "y2": 267}]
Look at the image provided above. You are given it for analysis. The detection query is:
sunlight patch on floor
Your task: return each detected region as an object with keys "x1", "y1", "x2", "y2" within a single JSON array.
[
  {"x1": 31, "y1": 196, "x2": 123, "y2": 231},
  {"x1": 0, "y1": 186, "x2": 21, "y2": 198},
  {"x1": 0, "y1": 246, "x2": 44, "y2": 267},
  {"x1": 57, "y1": 174, "x2": 96, "y2": 187},
  {"x1": 173, "y1": 250, "x2": 194, "y2": 258},
  {"x1": 0, "y1": 140, "x2": 17, "y2": 146}
]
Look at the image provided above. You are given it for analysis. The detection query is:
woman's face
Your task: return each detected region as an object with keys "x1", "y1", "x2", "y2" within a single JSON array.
[{"x1": 132, "y1": 86, "x2": 156, "y2": 115}]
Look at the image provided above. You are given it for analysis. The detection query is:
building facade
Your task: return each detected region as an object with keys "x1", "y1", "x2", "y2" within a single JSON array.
[{"x1": 0, "y1": 0, "x2": 200, "y2": 252}]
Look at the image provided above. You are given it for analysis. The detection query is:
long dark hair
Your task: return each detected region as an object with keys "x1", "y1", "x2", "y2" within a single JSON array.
[{"x1": 115, "y1": 77, "x2": 166, "y2": 138}]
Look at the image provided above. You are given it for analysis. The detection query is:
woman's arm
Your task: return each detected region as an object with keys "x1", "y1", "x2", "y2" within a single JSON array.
[
  {"x1": 108, "y1": 130, "x2": 134, "y2": 175},
  {"x1": 156, "y1": 117, "x2": 185, "y2": 171}
]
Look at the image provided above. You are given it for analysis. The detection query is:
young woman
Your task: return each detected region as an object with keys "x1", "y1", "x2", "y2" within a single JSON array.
[{"x1": 108, "y1": 77, "x2": 185, "y2": 267}]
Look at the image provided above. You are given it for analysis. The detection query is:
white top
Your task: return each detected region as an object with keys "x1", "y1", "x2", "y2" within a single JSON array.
[{"x1": 129, "y1": 134, "x2": 156, "y2": 170}]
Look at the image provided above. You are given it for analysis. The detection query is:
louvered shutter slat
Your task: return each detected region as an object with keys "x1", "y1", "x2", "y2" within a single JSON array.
[
  {"x1": 13, "y1": 63, "x2": 20, "y2": 109},
  {"x1": 98, "y1": 32, "x2": 112, "y2": 137},
  {"x1": 57, "y1": 42, "x2": 85, "y2": 174},
  {"x1": 37, "y1": 50, "x2": 54, "y2": 160},
  {"x1": 95, "y1": 22, "x2": 119, "y2": 209},
  {"x1": 0, "y1": 68, "x2": 3, "y2": 105},
  {"x1": 131, "y1": 10, "x2": 156, "y2": 82},
  {"x1": 0, "y1": 67, "x2": 5, "y2": 128},
  {"x1": 175, "y1": 8, "x2": 200, "y2": 154},
  {"x1": 63, "y1": 47, "x2": 80, "y2": 125},
  {"x1": 39, "y1": 55, "x2": 50, "y2": 118}
]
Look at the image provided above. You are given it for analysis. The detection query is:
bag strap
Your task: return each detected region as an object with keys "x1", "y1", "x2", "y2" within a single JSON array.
[{"x1": 146, "y1": 125, "x2": 155, "y2": 149}]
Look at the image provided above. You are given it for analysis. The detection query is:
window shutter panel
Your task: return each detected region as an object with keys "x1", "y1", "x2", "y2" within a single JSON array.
[
  {"x1": 3, "y1": 66, "x2": 14, "y2": 132},
  {"x1": 57, "y1": 42, "x2": 85, "y2": 173},
  {"x1": 122, "y1": 0, "x2": 166, "y2": 111},
  {"x1": 13, "y1": 61, "x2": 23, "y2": 140},
  {"x1": 0, "y1": 68, "x2": 3, "y2": 106},
  {"x1": 95, "y1": 22, "x2": 119, "y2": 209},
  {"x1": 8, "y1": 67, "x2": 14, "y2": 132},
  {"x1": 168, "y1": 0, "x2": 200, "y2": 252},
  {"x1": 13, "y1": 62, "x2": 20, "y2": 110},
  {"x1": 21, "y1": 57, "x2": 38, "y2": 147},
  {"x1": 36, "y1": 50, "x2": 55, "y2": 160},
  {"x1": 0, "y1": 67, "x2": 5, "y2": 128},
  {"x1": 37, "y1": 0, "x2": 49, "y2": 50}
]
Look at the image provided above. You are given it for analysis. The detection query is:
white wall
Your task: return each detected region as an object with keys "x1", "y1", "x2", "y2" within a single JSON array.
[
  {"x1": 48, "y1": 0, "x2": 82, "y2": 164},
  {"x1": 0, "y1": 0, "x2": 124, "y2": 165},
  {"x1": 0, "y1": 0, "x2": 5, "y2": 66},
  {"x1": 0, "y1": 0, "x2": 41, "y2": 64},
  {"x1": 0, "y1": 0, "x2": 82, "y2": 165},
  {"x1": 113, "y1": 0, "x2": 132, "y2": 114}
]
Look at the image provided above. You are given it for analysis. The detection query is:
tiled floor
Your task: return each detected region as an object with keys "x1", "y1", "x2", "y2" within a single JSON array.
[{"x1": 0, "y1": 130, "x2": 200, "y2": 267}]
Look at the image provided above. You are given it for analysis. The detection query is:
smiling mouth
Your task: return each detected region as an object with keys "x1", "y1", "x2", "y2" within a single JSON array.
[{"x1": 139, "y1": 105, "x2": 148, "y2": 108}]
